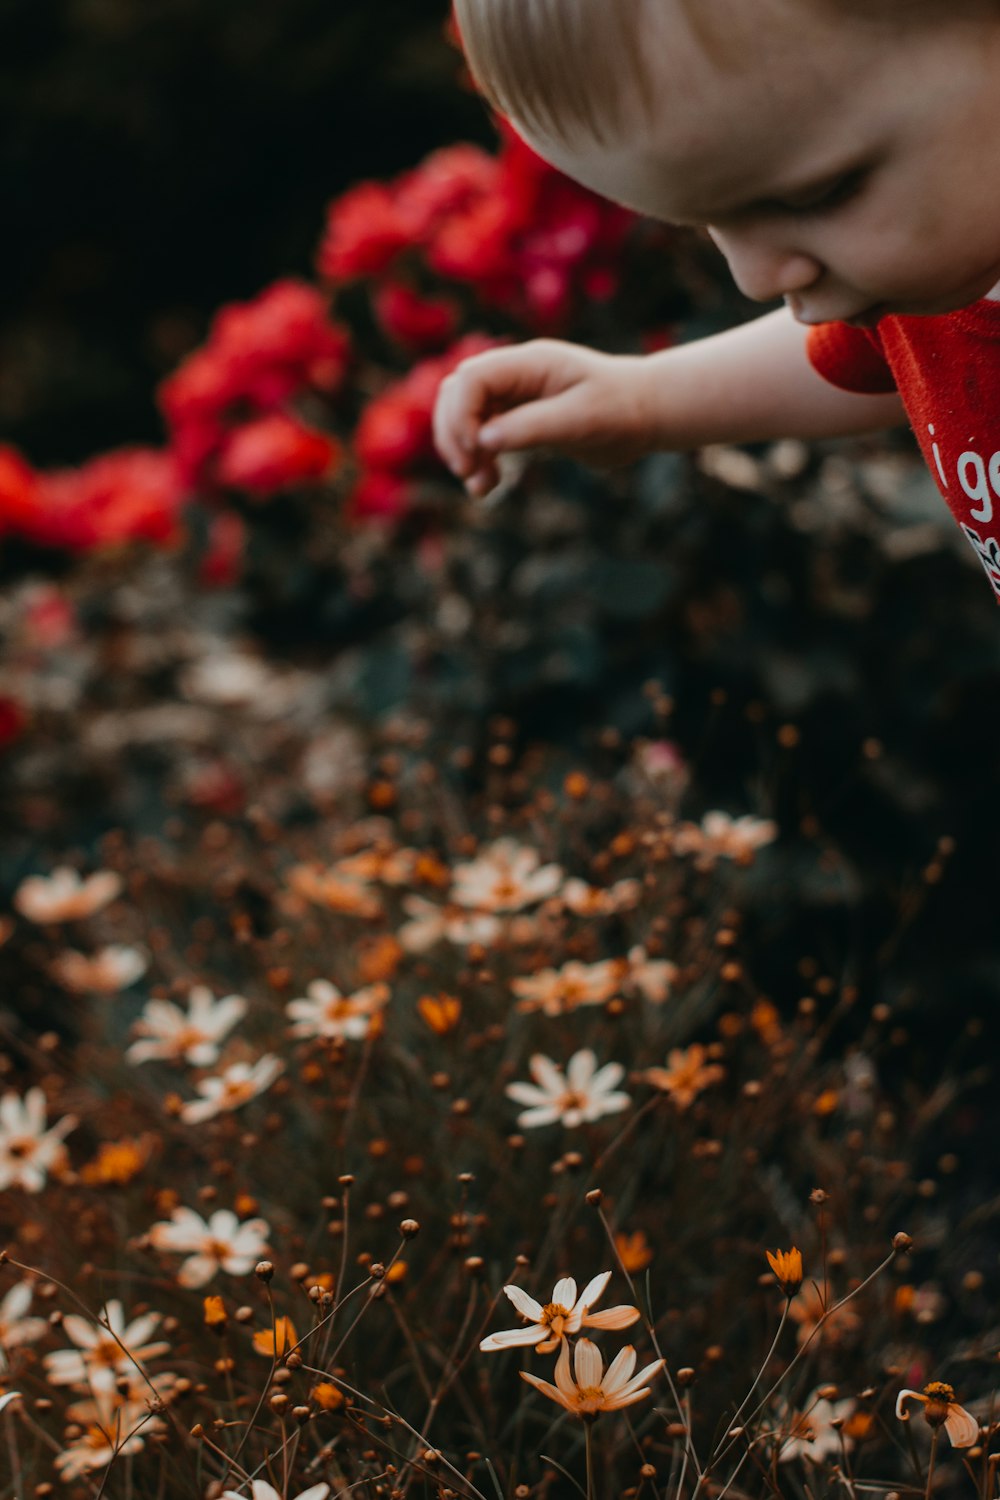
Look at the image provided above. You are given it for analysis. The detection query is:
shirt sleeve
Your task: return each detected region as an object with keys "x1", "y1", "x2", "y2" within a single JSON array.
[{"x1": 805, "y1": 321, "x2": 898, "y2": 395}]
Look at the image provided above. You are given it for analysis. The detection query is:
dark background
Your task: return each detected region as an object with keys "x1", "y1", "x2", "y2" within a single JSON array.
[{"x1": 0, "y1": 0, "x2": 482, "y2": 465}]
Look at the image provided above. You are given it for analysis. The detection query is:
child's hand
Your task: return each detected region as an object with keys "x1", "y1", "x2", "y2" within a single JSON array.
[{"x1": 433, "y1": 339, "x2": 653, "y2": 497}]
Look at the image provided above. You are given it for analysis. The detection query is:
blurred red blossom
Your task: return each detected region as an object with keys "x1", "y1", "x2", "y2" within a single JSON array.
[
  {"x1": 215, "y1": 413, "x2": 341, "y2": 498},
  {"x1": 158, "y1": 279, "x2": 351, "y2": 491},
  {"x1": 373, "y1": 281, "x2": 460, "y2": 352},
  {"x1": 0, "y1": 445, "x2": 184, "y2": 552},
  {"x1": 0, "y1": 696, "x2": 26, "y2": 747},
  {"x1": 317, "y1": 127, "x2": 634, "y2": 333},
  {"x1": 350, "y1": 332, "x2": 499, "y2": 520}
]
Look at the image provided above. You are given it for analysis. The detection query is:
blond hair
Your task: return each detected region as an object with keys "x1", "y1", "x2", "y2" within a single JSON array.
[
  {"x1": 452, "y1": 0, "x2": 653, "y2": 147},
  {"x1": 453, "y1": 0, "x2": 980, "y2": 148}
]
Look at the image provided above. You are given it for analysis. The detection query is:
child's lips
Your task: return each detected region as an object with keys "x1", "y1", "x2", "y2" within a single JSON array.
[{"x1": 843, "y1": 303, "x2": 886, "y2": 328}]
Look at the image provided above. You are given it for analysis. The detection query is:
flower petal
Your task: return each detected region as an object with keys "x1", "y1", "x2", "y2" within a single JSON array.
[
  {"x1": 479, "y1": 1325, "x2": 547, "y2": 1352},
  {"x1": 503, "y1": 1285, "x2": 544, "y2": 1321},
  {"x1": 895, "y1": 1389, "x2": 923, "y2": 1421},
  {"x1": 944, "y1": 1405, "x2": 979, "y2": 1448},
  {"x1": 567, "y1": 1049, "x2": 597, "y2": 1089},
  {"x1": 601, "y1": 1344, "x2": 637, "y2": 1394},
  {"x1": 583, "y1": 1304, "x2": 641, "y2": 1331},
  {"x1": 575, "y1": 1271, "x2": 611, "y2": 1313},
  {"x1": 573, "y1": 1337, "x2": 602, "y2": 1390},
  {"x1": 551, "y1": 1277, "x2": 577, "y2": 1310},
  {"x1": 519, "y1": 1370, "x2": 573, "y2": 1411}
]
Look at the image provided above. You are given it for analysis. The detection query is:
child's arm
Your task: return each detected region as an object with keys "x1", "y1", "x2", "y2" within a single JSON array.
[{"x1": 433, "y1": 306, "x2": 906, "y2": 497}]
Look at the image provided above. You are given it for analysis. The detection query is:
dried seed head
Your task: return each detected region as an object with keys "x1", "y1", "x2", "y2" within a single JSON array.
[
  {"x1": 677, "y1": 1367, "x2": 695, "y2": 1386},
  {"x1": 892, "y1": 1231, "x2": 913, "y2": 1253},
  {"x1": 400, "y1": 1219, "x2": 420, "y2": 1239},
  {"x1": 585, "y1": 1188, "x2": 603, "y2": 1206},
  {"x1": 254, "y1": 1261, "x2": 274, "y2": 1283},
  {"x1": 269, "y1": 1393, "x2": 289, "y2": 1414}
]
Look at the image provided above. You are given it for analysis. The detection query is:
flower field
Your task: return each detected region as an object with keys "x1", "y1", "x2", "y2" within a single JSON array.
[{"x1": 1, "y1": 15, "x2": 999, "y2": 1500}]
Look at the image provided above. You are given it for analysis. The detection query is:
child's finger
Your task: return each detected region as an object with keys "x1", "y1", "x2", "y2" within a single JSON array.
[
  {"x1": 434, "y1": 344, "x2": 562, "y2": 468},
  {"x1": 476, "y1": 387, "x2": 589, "y2": 456},
  {"x1": 464, "y1": 458, "x2": 501, "y2": 498}
]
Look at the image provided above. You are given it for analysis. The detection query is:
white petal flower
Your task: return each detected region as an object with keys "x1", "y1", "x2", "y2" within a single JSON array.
[
  {"x1": 286, "y1": 980, "x2": 389, "y2": 1040},
  {"x1": 222, "y1": 1483, "x2": 330, "y2": 1500},
  {"x1": 44, "y1": 1300, "x2": 171, "y2": 1393},
  {"x1": 14, "y1": 867, "x2": 122, "y2": 923},
  {"x1": 147, "y1": 1206, "x2": 271, "y2": 1288},
  {"x1": 506, "y1": 1049, "x2": 631, "y2": 1130},
  {"x1": 0, "y1": 1088, "x2": 77, "y2": 1193},
  {"x1": 481, "y1": 1270, "x2": 640, "y2": 1353},
  {"x1": 179, "y1": 1056, "x2": 283, "y2": 1124},
  {"x1": 450, "y1": 839, "x2": 564, "y2": 913},
  {"x1": 0, "y1": 1281, "x2": 47, "y2": 1347},
  {"x1": 520, "y1": 1337, "x2": 663, "y2": 1416},
  {"x1": 126, "y1": 987, "x2": 247, "y2": 1066},
  {"x1": 777, "y1": 1393, "x2": 857, "y2": 1462}
]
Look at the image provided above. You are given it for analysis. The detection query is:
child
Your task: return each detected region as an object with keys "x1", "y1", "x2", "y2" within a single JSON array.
[{"x1": 433, "y1": 0, "x2": 1000, "y2": 599}]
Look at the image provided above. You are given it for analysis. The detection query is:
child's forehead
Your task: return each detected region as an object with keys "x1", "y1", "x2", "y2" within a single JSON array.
[{"x1": 533, "y1": 8, "x2": 884, "y2": 220}]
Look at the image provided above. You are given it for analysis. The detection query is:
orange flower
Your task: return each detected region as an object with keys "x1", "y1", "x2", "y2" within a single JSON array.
[
  {"x1": 766, "y1": 1247, "x2": 803, "y2": 1298},
  {"x1": 417, "y1": 994, "x2": 462, "y2": 1034},
  {"x1": 80, "y1": 1136, "x2": 151, "y2": 1186},
  {"x1": 896, "y1": 1383, "x2": 978, "y2": 1447},
  {"x1": 203, "y1": 1296, "x2": 227, "y2": 1331},
  {"x1": 356, "y1": 934, "x2": 404, "y2": 983},
  {"x1": 614, "y1": 1231, "x2": 654, "y2": 1274},
  {"x1": 520, "y1": 1337, "x2": 664, "y2": 1419},
  {"x1": 253, "y1": 1316, "x2": 297, "y2": 1358},
  {"x1": 641, "y1": 1045, "x2": 724, "y2": 1109},
  {"x1": 311, "y1": 1381, "x2": 344, "y2": 1411}
]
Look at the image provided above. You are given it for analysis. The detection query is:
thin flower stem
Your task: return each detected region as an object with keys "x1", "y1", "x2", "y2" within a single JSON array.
[
  {"x1": 924, "y1": 1428, "x2": 940, "y2": 1500},
  {"x1": 585, "y1": 1418, "x2": 596, "y2": 1500},
  {"x1": 596, "y1": 1206, "x2": 703, "y2": 1483},
  {"x1": 727, "y1": 1303, "x2": 789, "y2": 1436}
]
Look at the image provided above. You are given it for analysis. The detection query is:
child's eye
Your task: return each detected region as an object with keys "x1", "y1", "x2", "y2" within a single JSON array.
[{"x1": 772, "y1": 168, "x2": 868, "y2": 215}]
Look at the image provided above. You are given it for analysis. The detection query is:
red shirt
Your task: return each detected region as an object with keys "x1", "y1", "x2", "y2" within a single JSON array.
[{"x1": 806, "y1": 300, "x2": 1000, "y2": 600}]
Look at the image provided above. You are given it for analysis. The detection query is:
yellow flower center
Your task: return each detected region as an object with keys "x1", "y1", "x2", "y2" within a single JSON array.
[
  {"x1": 7, "y1": 1137, "x2": 35, "y2": 1159},
  {"x1": 221, "y1": 1080, "x2": 253, "y2": 1105},
  {"x1": 557, "y1": 1090, "x2": 587, "y2": 1113},
  {"x1": 91, "y1": 1337, "x2": 122, "y2": 1369},
  {"x1": 541, "y1": 1302, "x2": 571, "y2": 1333},
  {"x1": 175, "y1": 1025, "x2": 208, "y2": 1052}
]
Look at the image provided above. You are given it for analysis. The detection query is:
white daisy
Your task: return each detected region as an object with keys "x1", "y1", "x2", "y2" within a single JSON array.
[
  {"x1": 450, "y1": 839, "x2": 563, "y2": 913},
  {"x1": 0, "y1": 1088, "x2": 77, "y2": 1192},
  {"x1": 222, "y1": 1482, "x2": 330, "y2": 1500},
  {"x1": 126, "y1": 986, "x2": 247, "y2": 1066},
  {"x1": 50, "y1": 944, "x2": 148, "y2": 994},
  {"x1": 506, "y1": 1050, "x2": 631, "y2": 1129},
  {"x1": 481, "y1": 1271, "x2": 639, "y2": 1353},
  {"x1": 44, "y1": 1299, "x2": 170, "y2": 1393},
  {"x1": 179, "y1": 1056, "x2": 283, "y2": 1124},
  {"x1": 520, "y1": 1337, "x2": 664, "y2": 1416},
  {"x1": 13, "y1": 867, "x2": 122, "y2": 924},
  {"x1": 778, "y1": 1392, "x2": 857, "y2": 1462},
  {"x1": 0, "y1": 1281, "x2": 48, "y2": 1347},
  {"x1": 146, "y1": 1207, "x2": 270, "y2": 1288},
  {"x1": 286, "y1": 980, "x2": 389, "y2": 1040},
  {"x1": 397, "y1": 894, "x2": 500, "y2": 952}
]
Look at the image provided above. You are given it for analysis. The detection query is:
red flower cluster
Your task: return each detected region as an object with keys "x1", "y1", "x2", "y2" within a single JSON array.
[
  {"x1": 351, "y1": 333, "x2": 499, "y2": 520},
  {"x1": 317, "y1": 124, "x2": 635, "y2": 333},
  {"x1": 0, "y1": 444, "x2": 185, "y2": 552},
  {"x1": 158, "y1": 279, "x2": 350, "y2": 496}
]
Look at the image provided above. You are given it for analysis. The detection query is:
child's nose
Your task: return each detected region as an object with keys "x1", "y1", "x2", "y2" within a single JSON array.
[{"x1": 707, "y1": 228, "x2": 823, "y2": 304}]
